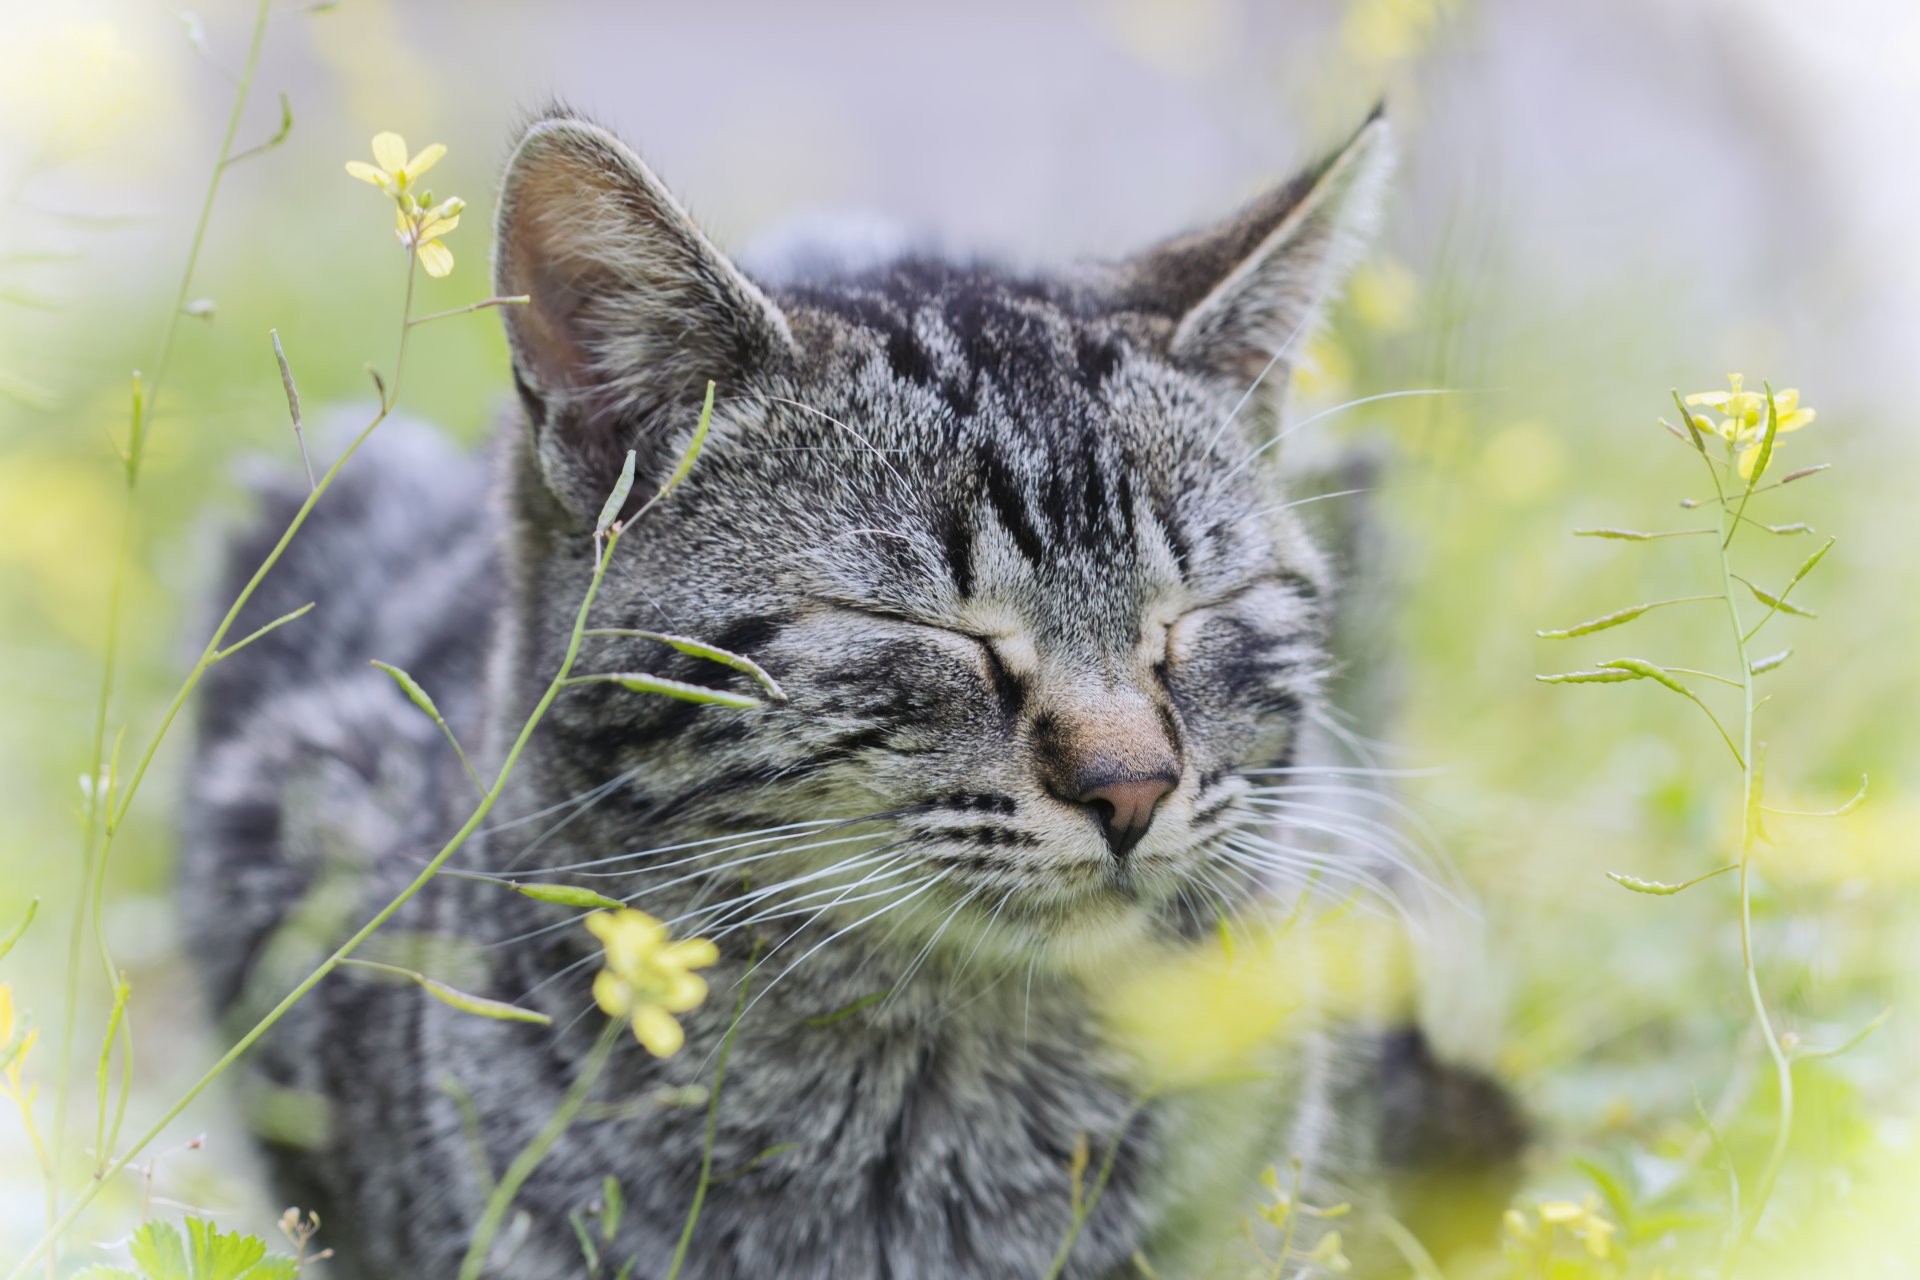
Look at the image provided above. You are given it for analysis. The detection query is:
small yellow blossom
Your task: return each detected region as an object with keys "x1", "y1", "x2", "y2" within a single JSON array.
[
  {"x1": 395, "y1": 194, "x2": 465, "y2": 279},
  {"x1": 346, "y1": 132, "x2": 464, "y2": 278},
  {"x1": 1684, "y1": 373, "x2": 1817, "y2": 479},
  {"x1": 585, "y1": 909, "x2": 719, "y2": 1057},
  {"x1": 1534, "y1": 1196, "x2": 1618, "y2": 1260},
  {"x1": 345, "y1": 131, "x2": 445, "y2": 197},
  {"x1": 0, "y1": 983, "x2": 34, "y2": 1095},
  {"x1": 1305, "y1": 1229, "x2": 1351, "y2": 1273}
]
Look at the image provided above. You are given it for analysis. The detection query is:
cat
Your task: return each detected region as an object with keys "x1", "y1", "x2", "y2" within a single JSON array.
[{"x1": 181, "y1": 104, "x2": 1521, "y2": 1278}]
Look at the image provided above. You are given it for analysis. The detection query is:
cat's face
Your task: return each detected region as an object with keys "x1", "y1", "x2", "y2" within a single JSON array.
[{"x1": 494, "y1": 112, "x2": 1389, "y2": 968}]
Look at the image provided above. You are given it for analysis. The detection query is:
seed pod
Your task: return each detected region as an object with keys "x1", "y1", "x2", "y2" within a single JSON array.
[
  {"x1": 596, "y1": 449, "x2": 638, "y2": 536},
  {"x1": 1742, "y1": 581, "x2": 1816, "y2": 618},
  {"x1": 513, "y1": 883, "x2": 625, "y2": 911},
  {"x1": 1535, "y1": 669, "x2": 1641, "y2": 684},
  {"x1": 415, "y1": 976, "x2": 553, "y2": 1025}
]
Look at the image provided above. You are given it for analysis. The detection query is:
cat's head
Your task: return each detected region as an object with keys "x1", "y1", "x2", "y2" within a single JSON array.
[{"x1": 492, "y1": 107, "x2": 1391, "y2": 970}]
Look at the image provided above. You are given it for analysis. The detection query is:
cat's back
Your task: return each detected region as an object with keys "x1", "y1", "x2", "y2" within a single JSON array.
[{"x1": 181, "y1": 420, "x2": 496, "y2": 1015}]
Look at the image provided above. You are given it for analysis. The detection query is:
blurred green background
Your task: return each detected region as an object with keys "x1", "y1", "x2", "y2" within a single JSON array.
[{"x1": 2, "y1": 0, "x2": 1916, "y2": 1274}]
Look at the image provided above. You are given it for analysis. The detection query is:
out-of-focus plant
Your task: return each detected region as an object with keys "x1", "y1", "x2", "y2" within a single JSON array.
[
  {"x1": 1, "y1": 7, "x2": 761, "y2": 1263},
  {"x1": 1534, "y1": 375, "x2": 1870, "y2": 1278}
]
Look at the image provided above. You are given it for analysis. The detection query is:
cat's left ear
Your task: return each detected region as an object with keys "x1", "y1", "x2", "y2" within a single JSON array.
[{"x1": 1119, "y1": 108, "x2": 1393, "y2": 384}]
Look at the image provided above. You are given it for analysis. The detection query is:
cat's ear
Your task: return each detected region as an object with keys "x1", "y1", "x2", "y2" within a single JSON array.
[
  {"x1": 494, "y1": 112, "x2": 797, "y2": 516},
  {"x1": 1119, "y1": 109, "x2": 1392, "y2": 384}
]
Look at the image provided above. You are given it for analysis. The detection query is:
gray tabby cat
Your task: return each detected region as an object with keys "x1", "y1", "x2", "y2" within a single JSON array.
[{"x1": 182, "y1": 105, "x2": 1520, "y2": 1277}]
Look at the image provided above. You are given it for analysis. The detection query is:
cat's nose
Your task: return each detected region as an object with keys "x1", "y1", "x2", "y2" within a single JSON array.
[{"x1": 1073, "y1": 770, "x2": 1176, "y2": 859}]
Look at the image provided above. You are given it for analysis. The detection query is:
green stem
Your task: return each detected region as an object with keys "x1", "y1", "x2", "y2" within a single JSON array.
[
  {"x1": 666, "y1": 945, "x2": 760, "y2": 1280},
  {"x1": 1043, "y1": 1095, "x2": 1148, "y2": 1280},
  {"x1": 9, "y1": 503, "x2": 626, "y2": 1280},
  {"x1": 457, "y1": 1020, "x2": 624, "y2": 1280},
  {"x1": 51, "y1": 0, "x2": 273, "y2": 1249},
  {"x1": 1713, "y1": 459, "x2": 1794, "y2": 1280}
]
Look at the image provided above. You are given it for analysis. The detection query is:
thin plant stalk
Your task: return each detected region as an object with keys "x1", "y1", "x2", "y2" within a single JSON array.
[
  {"x1": 51, "y1": 0, "x2": 273, "y2": 1246},
  {"x1": 666, "y1": 943, "x2": 761, "y2": 1280},
  {"x1": 1709, "y1": 442, "x2": 1794, "y2": 1279},
  {"x1": 1043, "y1": 1095, "x2": 1148, "y2": 1280},
  {"x1": 457, "y1": 1020, "x2": 624, "y2": 1280},
  {"x1": 9, "y1": 482, "x2": 638, "y2": 1279}
]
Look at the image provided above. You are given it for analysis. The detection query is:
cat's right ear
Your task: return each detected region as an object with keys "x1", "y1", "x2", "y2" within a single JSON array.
[{"x1": 494, "y1": 113, "x2": 797, "y2": 519}]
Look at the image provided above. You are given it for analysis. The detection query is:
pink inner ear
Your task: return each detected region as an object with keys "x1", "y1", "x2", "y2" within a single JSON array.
[{"x1": 510, "y1": 249, "x2": 597, "y2": 399}]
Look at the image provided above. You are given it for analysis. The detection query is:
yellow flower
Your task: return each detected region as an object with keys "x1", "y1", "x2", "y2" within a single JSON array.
[
  {"x1": 1684, "y1": 373, "x2": 1817, "y2": 479},
  {"x1": 1306, "y1": 1229, "x2": 1351, "y2": 1274},
  {"x1": 1, "y1": 983, "x2": 36, "y2": 1097},
  {"x1": 585, "y1": 909, "x2": 719, "y2": 1057},
  {"x1": 345, "y1": 131, "x2": 445, "y2": 197},
  {"x1": 1536, "y1": 1196, "x2": 1617, "y2": 1260},
  {"x1": 346, "y1": 132, "x2": 463, "y2": 278},
  {"x1": 395, "y1": 195, "x2": 465, "y2": 279}
]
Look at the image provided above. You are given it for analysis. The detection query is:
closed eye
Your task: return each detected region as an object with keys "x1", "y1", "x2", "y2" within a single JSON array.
[{"x1": 821, "y1": 602, "x2": 1022, "y2": 712}]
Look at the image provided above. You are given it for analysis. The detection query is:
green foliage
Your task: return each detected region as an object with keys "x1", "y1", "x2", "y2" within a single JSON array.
[{"x1": 70, "y1": 1218, "x2": 299, "y2": 1280}]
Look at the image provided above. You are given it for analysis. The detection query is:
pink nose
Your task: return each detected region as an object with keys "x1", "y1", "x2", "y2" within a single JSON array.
[{"x1": 1077, "y1": 774, "x2": 1176, "y2": 858}]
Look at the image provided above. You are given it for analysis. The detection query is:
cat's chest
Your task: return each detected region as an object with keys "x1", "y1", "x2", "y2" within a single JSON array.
[{"x1": 672, "y1": 1007, "x2": 1158, "y2": 1277}]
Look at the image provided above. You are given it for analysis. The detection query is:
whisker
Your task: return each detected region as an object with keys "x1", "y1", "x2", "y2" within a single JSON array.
[
  {"x1": 942, "y1": 886, "x2": 1016, "y2": 1002},
  {"x1": 759, "y1": 394, "x2": 912, "y2": 491},
  {"x1": 1251, "y1": 487, "x2": 1372, "y2": 520},
  {"x1": 484, "y1": 832, "x2": 892, "y2": 951},
  {"x1": 1219, "y1": 838, "x2": 1409, "y2": 922},
  {"x1": 1022, "y1": 955, "x2": 1037, "y2": 1047},
  {"x1": 882, "y1": 885, "x2": 983, "y2": 1012},
  {"x1": 548, "y1": 818, "x2": 848, "y2": 876},
  {"x1": 691, "y1": 847, "x2": 915, "y2": 937},
  {"x1": 720, "y1": 870, "x2": 953, "y2": 1050},
  {"x1": 707, "y1": 861, "x2": 921, "y2": 941},
  {"x1": 1224, "y1": 387, "x2": 1483, "y2": 486},
  {"x1": 1238, "y1": 803, "x2": 1466, "y2": 912},
  {"x1": 1203, "y1": 308, "x2": 1321, "y2": 454}
]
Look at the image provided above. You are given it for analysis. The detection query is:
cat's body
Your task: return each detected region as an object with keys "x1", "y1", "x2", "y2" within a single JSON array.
[{"x1": 183, "y1": 109, "x2": 1519, "y2": 1277}]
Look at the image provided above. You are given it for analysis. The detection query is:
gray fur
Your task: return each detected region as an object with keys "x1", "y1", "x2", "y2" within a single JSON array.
[{"x1": 181, "y1": 106, "x2": 1517, "y2": 1278}]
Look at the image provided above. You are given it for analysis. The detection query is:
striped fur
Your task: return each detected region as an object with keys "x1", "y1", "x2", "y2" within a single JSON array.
[{"x1": 180, "y1": 106, "x2": 1518, "y2": 1278}]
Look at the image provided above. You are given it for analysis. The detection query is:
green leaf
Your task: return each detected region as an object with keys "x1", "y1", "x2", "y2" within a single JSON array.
[
  {"x1": 1571, "y1": 527, "x2": 1712, "y2": 541},
  {"x1": 1763, "y1": 773, "x2": 1869, "y2": 818},
  {"x1": 1606, "y1": 864, "x2": 1736, "y2": 896},
  {"x1": 1570, "y1": 1154, "x2": 1636, "y2": 1230},
  {"x1": 129, "y1": 1221, "x2": 188, "y2": 1280},
  {"x1": 1774, "y1": 463, "x2": 1829, "y2": 487},
  {"x1": 513, "y1": 882, "x2": 626, "y2": 911},
  {"x1": 597, "y1": 449, "x2": 638, "y2": 536},
  {"x1": 803, "y1": 991, "x2": 889, "y2": 1027},
  {"x1": 602, "y1": 1175, "x2": 624, "y2": 1243},
  {"x1": 574, "y1": 672, "x2": 762, "y2": 709},
  {"x1": 1592, "y1": 659, "x2": 1744, "y2": 766},
  {"x1": 1783, "y1": 536, "x2": 1837, "y2": 595},
  {"x1": 416, "y1": 976, "x2": 553, "y2": 1025},
  {"x1": 1597, "y1": 657, "x2": 1688, "y2": 695},
  {"x1": 269, "y1": 92, "x2": 294, "y2": 148},
  {"x1": 1537, "y1": 603, "x2": 1658, "y2": 638},
  {"x1": 371, "y1": 660, "x2": 449, "y2": 727},
  {"x1": 1745, "y1": 383, "x2": 1784, "y2": 485},
  {"x1": 1535, "y1": 669, "x2": 1640, "y2": 684},
  {"x1": 586, "y1": 629, "x2": 787, "y2": 700},
  {"x1": 1741, "y1": 579, "x2": 1817, "y2": 618},
  {"x1": 1537, "y1": 596, "x2": 1717, "y2": 640},
  {"x1": 187, "y1": 1217, "x2": 267, "y2": 1280},
  {"x1": 0, "y1": 897, "x2": 36, "y2": 962},
  {"x1": 342, "y1": 959, "x2": 552, "y2": 1026},
  {"x1": 659, "y1": 381, "x2": 715, "y2": 499},
  {"x1": 1669, "y1": 389, "x2": 1708, "y2": 455}
]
